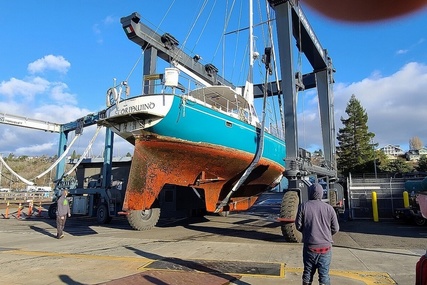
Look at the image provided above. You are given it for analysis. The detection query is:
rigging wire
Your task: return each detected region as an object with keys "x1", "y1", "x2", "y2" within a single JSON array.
[
  {"x1": 229, "y1": 0, "x2": 244, "y2": 83},
  {"x1": 34, "y1": 133, "x2": 81, "y2": 180},
  {"x1": 265, "y1": 1, "x2": 285, "y2": 138},
  {"x1": 123, "y1": 0, "x2": 176, "y2": 89},
  {"x1": 63, "y1": 126, "x2": 103, "y2": 178},
  {"x1": 185, "y1": 0, "x2": 211, "y2": 53},
  {"x1": 211, "y1": 0, "x2": 237, "y2": 64}
]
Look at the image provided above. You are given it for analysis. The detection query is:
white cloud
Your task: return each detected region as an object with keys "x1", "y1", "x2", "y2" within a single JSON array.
[
  {"x1": 93, "y1": 16, "x2": 117, "y2": 44},
  {"x1": 49, "y1": 83, "x2": 77, "y2": 105},
  {"x1": 27, "y1": 55, "x2": 71, "y2": 74},
  {"x1": 396, "y1": 49, "x2": 408, "y2": 55},
  {"x1": 335, "y1": 62, "x2": 427, "y2": 149},
  {"x1": 15, "y1": 142, "x2": 57, "y2": 155},
  {"x1": 103, "y1": 16, "x2": 116, "y2": 25},
  {"x1": 92, "y1": 23, "x2": 101, "y2": 35},
  {"x1": 0, "y1": 77, "x2": 49, "y2": 99},
  {"x1": 0, "y1": 55, "x2": 95, "y2": 157},
  {"x1": 297, "y1": 62, "x2": 427, "y2": 153}
]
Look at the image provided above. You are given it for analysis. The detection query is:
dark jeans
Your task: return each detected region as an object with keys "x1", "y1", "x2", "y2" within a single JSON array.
[
  {"x1": 56, "y1": 215, "x2": 67, "y2": 238},
  {"x1": 302, "y1": 246, "x2": 332, "y2": 285}
]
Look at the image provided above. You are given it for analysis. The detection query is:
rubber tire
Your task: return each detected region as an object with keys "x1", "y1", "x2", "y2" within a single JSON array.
[
  {"x1": 127, "y1": 208, "x2": 161, "y2": 231},
  {"x1": 97, "y1": 204, "x2": 112, "y2": 224},
  {"x1": 414, "y1": 216, "x2": 426, "y2": 226},
  {"x1": 280, "y1": 191, "x2": 302, "y2": 243},
  {"x1": 48, "y1": 203, "x2": 57, "y2": 219}
]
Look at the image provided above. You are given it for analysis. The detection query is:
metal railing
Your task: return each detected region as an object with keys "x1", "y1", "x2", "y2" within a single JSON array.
[
  {"x1": 348, "y1": 176, "x2": 406, "y2": 219},
  {"x1": 0, "y1": 191, "x2": 53, "y2": 202}
]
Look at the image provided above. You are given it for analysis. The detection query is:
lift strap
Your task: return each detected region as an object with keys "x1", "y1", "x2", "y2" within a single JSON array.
[{"x1": 0, "y1": 155, "x2": 34, "y2": 186}]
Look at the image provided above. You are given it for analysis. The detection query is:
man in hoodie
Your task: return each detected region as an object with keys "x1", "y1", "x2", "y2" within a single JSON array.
[
  {"x1": 296, "y1": 183, "x2": 339, "y2": 285},
  {"x1": 56, "y1": 189, "x2": 71, "y2": 239}
]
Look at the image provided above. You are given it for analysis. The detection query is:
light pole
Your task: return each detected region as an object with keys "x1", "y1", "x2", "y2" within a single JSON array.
[
  {"x1": 374, "y1": 153, "x2": 377, "y2": 179},
  {"x1": 372, "y1": 140, "x2": 377, "y2": 179}
]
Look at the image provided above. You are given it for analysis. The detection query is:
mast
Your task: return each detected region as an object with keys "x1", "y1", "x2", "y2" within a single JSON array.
[{"x1": 244, "y1": 0, "x2": 254, "y2": 106}]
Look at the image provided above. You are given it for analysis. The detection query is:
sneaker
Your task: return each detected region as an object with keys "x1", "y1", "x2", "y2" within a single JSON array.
[{"x1": 59, "y1": 234, "x2": 64, "y2": 239}]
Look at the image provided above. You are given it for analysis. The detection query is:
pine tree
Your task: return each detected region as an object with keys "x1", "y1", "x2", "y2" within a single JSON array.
[{"x1": 336, "y1": 94, "x2": 376, "y2": 176}]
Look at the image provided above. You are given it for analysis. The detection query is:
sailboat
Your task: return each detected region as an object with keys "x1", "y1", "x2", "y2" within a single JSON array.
[{"x1": 98, "y1": 1, "x2": 286, "y2": 230}]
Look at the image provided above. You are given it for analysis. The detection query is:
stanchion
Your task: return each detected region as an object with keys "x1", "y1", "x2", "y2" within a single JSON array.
[
  {"x1": 372, "y1": 191, "x2": 379, "y2": 222},
  {"x1": 403, "y1": 191, "x2": 410, "y2": 208}
]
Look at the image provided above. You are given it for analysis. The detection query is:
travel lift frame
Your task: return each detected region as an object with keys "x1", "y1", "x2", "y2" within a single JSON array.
[
  {"x1": 50, "y1": 114, "x2": 120, "y2": 224},
  {"x1": 120, "y1": 0, "x2": 344, "y2": 241},
  {"x1": 0, "y1": 112, "x2": 118, "y2": 223},
  {"x1": 267, "y1": 0, "x2": 344, "y2": 241}
]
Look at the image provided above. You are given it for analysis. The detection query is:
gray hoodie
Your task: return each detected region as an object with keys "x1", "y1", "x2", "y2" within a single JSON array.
[
  {"x1": 56, "y1": 190, "x2": 71, "y2": 217},
  {"x1": 295, "y1": 183, "x2": 339, "y2": 248}
]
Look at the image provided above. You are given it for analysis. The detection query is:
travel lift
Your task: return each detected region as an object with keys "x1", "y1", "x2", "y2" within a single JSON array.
[
  {"x1": 1, "y1": 1, "x2": 344, "y2": 239},
  {"x1": 119, "y1": 0, "x2": 344, "y2": 241}
]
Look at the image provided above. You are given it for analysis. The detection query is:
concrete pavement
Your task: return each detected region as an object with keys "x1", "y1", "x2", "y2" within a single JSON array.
[{"x1": 0, "y1": 205, "x2": 425, "y2": 285}]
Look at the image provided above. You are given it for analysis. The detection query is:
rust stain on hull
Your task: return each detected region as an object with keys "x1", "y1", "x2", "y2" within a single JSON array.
[{"x1": 124, "y1": 135, "x2": 285, "y2": 213}]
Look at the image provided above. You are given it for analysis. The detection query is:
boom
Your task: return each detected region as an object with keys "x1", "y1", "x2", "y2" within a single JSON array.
[{"x1": 0, "y1": 113, "x2": 61, "y2": 133}]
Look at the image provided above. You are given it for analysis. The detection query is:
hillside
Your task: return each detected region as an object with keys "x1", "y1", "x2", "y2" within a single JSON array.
[{"x1": 0, "y1": 156, "x2": 72, "y2": 190}]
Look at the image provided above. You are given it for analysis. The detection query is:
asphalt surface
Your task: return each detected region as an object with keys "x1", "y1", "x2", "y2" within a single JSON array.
[{"x1": 0, "y1": 193, "x2": 426, "y2": 285}]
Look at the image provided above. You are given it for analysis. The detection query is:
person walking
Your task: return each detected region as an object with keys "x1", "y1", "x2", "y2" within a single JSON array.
[
  {"x1": 56, "y1": 189, "x2": 71, "y2": 239},
  {"x1": 296, "y1": 183, "x2": 339, "y2": 285}
]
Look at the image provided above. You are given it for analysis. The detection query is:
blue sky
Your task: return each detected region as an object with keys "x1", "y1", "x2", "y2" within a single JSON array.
[{"x1": 1, "y1": 1, "x2": 427, "y2": 158}]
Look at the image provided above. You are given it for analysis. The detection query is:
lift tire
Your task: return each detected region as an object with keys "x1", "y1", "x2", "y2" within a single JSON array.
[
  {"x1": 97, "y1": 204, "x2": 112, "y2": 224},
  {"x1": 127, "y1": 208, "x2": 161, "y2": 231},
  {"x1": 414, "y1": 216, "x2": 426, "y2": 226},
  {"x1": 48, "y1": 203, "x2": 57, "y2": 219},
  {"x1": 280, "y1": 191, "x2": 302, "y2": 243}
]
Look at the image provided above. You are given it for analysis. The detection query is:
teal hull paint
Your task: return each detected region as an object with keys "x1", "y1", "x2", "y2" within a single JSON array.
[{"x1": 149, "y1": 95, "x2": 286, "y2": 166}]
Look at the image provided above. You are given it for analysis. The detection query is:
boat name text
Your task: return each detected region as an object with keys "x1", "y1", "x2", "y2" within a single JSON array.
[{"x1": 115, "y1": 102, "x2": 156, "y2": 115}]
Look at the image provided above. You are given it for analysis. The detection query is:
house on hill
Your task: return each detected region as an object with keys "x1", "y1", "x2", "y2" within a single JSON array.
[
  {"x1": 379, "y1": 144, "x2": 405, "y2": 159},
  {"x1": 406, "y1": 147, "x2": 427, "y2": 161}
]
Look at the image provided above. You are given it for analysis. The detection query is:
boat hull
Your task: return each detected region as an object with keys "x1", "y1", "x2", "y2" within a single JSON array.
[{"x1": 101, "y1": 93, "x2": 286, "y2": 212}]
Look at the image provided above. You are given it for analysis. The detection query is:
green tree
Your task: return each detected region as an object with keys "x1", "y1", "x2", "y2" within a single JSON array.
[
  {"x1": 71, "y1": 150, "x2": 78, "y2": 159},
  {"x1": 336, "y1": 94, "x2": 376, "y2": 176},
  {"x1": 313, "y1": 149, "x2": 323, "y2": 157},
  {"x1": 374, "y1": 149, "x2": 389, "y2": 173},
  {"x1": 416, "y1": 155, "x2": 427, "y2": 172},
  {"x1": 382, "y1": 158, "x2": 413, "y2": 175}
]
